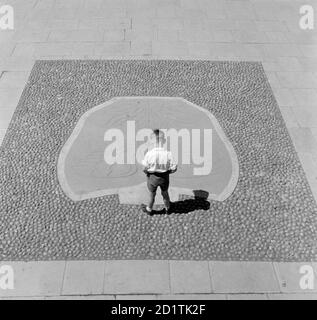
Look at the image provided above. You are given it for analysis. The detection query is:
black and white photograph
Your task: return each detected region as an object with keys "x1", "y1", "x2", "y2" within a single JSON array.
[{"x1": 0, "y1": 0, "x2": 317, "y2": 304}]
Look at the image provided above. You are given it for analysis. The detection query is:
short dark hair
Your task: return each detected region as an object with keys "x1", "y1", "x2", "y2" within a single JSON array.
[{"x1": 152, "y1": 129, "x2": 164, "y2": 143}]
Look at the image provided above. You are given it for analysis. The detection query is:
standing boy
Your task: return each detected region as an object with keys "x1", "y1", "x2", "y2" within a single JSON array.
[{"x1": 142, "y1": 129, "x2": 177, "y2": 214}]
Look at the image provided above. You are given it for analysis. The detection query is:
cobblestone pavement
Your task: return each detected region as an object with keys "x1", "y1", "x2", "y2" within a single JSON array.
[
  {"x1": 1, "y1": 60, "x2": 317, "y2": 261},
  {"x1": 1, "y1": 0, "x2": 317, "y2": 299}
]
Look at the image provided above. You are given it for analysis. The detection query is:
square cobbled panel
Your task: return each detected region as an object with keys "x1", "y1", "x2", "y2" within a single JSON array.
[{"x1": 0, "y1": 60, "x2": 316, "y2": 261}]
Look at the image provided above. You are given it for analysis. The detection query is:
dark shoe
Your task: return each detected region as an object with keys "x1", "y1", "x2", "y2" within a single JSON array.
[{"x1": 165, "y1": 203, "x2": 173, "y2": 214}]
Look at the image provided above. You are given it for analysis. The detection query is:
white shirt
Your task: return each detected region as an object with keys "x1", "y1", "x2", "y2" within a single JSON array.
[{"x1": 142, "y1": 147, "x2": 177, "y2": 173}]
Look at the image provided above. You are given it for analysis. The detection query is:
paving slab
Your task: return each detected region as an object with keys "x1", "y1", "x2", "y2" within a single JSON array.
[
  {"x1": 227, "y1": 294, "x2": 268, "y2": 300},
  {"x1": 292, "y1": 107, "x2": 317, "y2": 128},
  {"x1": 276, "y1": 57, "x2": 304, "y2": 72},
  {"x1": 0, "y1": 88, "x2": 23, "y2": 108},
  {"x1": 232, "y1": 30, "x2": 268, "y2": 44},
  {"x1": 62, "y1": 261, "x2": 105, "y2": 295},
  {"x1": 235, "y1": 44, "x2": 265, "y2": 60},
  {"x1": 125, "y1": 28, "x2": 156, "y2": 42},
  {"x1": 71, "y1": 43, "x2": 96, "y2": 58},
  {"x1": 263, "y1": 44, "x2": 302, "y2": 59},
  {"x1": 47, "y1": 295, "x2": 115, "y2": 300},
  {"x1": 157, "y1": 294, "x2": 226, "y2": 300},
  {"x1": 0, "y1": 43, "x2": 15, "y2": 59},
  {"x1": 0, "y1": 57, "x2": 35, "y2": 72},
  {"x1": 210, "y1": 262, "x2": 280, "y2": 294},
  {"x1": 34, "y1": 43, "x2": 74, "y2": 58},
  {"x1": 103, "y1": 261, "x2": 170, "y2": 294},
  {"x1": 311, "y1": 129, "x2": 317, "y2": 142},
  {"x1": 289, "y1": 128, "x2": 317, "y2": 155},
  {"x1": 279, "y1": 107, "x2": 299, "y2": 128},
  {"x1": 265, "y1": 71, "x2": 282, "y2": 88},
  {"x1": 276, "y1": 71, "x2": 317, "y2": 89},
  {"x1": 94, "y1": 42, "x2": 130, "y2": 56},
  {"x1": 273, "y1": 262, "x2": 317, "y2": 293},
  {"x1": 116, "y1": 295, "x2": 157, "y2": 300},
  {"x1": 224, "y1": 1, "x2": 253, "y2": 20},
  {"x1": 292, "y1": 89, "x2": 317, "y2": 106},
  {"x1": 12, "y1": 44, "x2": 37, "y2": 58},
  {"x1": 0, "y1": 296, "x2": 47, "y2": 300},
  {"x1": 152, "y1": 41, "x2": 189, "y2": 56},
  {"x1": 213, "y1": 30, "x2": 233, "y2": 43},
  {"x1": 130, "y1": 41, "x2": 152, "y2": 56},
  {"x1": 48, "y1": 19, "x2": 79, "y2": 30},
  {"x1": 0, "y1": 108, "x2": 15, "y2": 130},
  {"x1": 78, "y1": 18, "x2": 131, "y2": 30},
  {"x1": 103, "y1": 30, "x2": 125, "y2": 42},
  {"x1": 265, "y1": 31, "x2": 288, "y2": 44},
  {"x1": 268, "y1": 293, "x2": 317, "y2": 300},
  {"x1": 13, "y1": 30, "x2": 49, "y2": 43},
  {"x1": 0, "y1": 261, "x2": 65, "y2": 297},
  {"x1": 169, "y1": 261, "x2": 212, "y2": 294},
  {"x1": 0, "y1": 71, "x2": 30, "y2": 88},
  {"x1": 272, "y1": 88, "x2": 296, "y2": 107},
  {"x1": 48, "y1": 30, "x2": 104, "y2": 42},
  {"x1": 299, "y1": 45, "x2": 317, "y2": 58}
]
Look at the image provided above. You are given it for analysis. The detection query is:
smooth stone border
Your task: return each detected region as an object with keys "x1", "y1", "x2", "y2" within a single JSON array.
[{"x1": 1, "y1": 261, "x2": 316, "y2": 298}]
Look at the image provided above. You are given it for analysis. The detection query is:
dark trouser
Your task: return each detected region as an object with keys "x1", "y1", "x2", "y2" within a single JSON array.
[{"x1": 146, "y1": 172, "x2": 170, "y2": 210}]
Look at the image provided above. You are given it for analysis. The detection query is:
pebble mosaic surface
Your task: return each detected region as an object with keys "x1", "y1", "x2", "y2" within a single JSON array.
[{"x1": 1, "y1": 60, "x2": 317, "y2": 261}]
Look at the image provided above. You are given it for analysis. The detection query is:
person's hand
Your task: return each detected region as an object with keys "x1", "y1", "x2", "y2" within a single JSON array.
[{"x1": 169, "y1": 167, "x2": 177, "y2": 174}]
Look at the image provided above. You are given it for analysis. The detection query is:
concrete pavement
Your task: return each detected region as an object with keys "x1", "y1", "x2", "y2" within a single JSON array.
[{"x1": 0, "y1": 0, "x2": 317, "y2": 299}]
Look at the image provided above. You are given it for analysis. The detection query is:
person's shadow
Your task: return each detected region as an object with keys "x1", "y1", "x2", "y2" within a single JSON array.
[{"x1": 149, "y1": 190, "x2": 210, "y2": 215}]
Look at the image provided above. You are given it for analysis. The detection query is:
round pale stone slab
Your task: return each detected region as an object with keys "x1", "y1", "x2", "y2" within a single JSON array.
[{"x1": 57, "y1": 97, "x2": 239, "y2": 203}]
